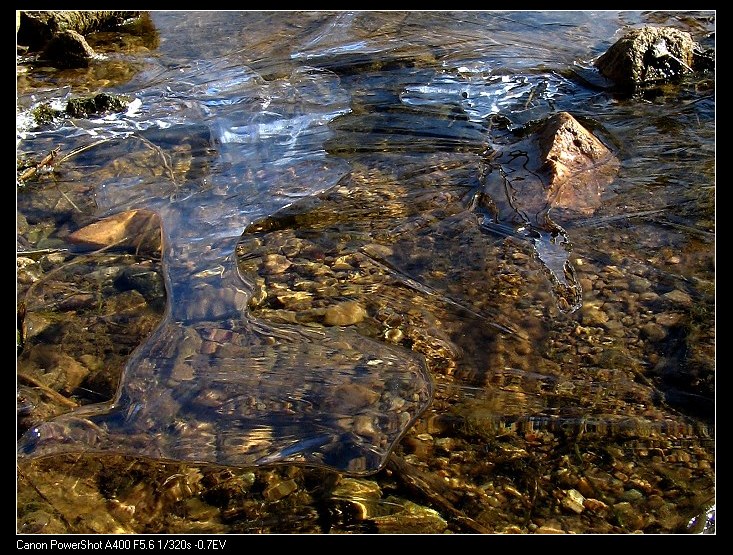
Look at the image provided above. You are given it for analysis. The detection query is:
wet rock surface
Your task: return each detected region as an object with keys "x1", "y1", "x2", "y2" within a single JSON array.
[
  {"x1": 536, "y1": 112, "x2": 620, "y2": 216},
  {"x1": 65, "y1": 93, "x2": 132, "y2": 118},
  {"x1": 18, "y1": 11, "x2": 142, "y2": 48},
  {"x1": 595, "y1": 26, "x2": 714, "y2": 89}
]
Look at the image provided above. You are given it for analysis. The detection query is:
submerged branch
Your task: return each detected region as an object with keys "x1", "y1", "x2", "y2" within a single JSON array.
[{"x1": 18, "y1": 373, "x2": 79, "y2": 409}]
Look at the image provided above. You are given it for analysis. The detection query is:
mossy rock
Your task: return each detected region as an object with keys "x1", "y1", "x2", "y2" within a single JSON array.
[
  {"x1": 595, "y1": 26, "x2": 712, "y2": 89},
  {"x1": 65, "y1": 93, "x2": 131, "y2": 118}
]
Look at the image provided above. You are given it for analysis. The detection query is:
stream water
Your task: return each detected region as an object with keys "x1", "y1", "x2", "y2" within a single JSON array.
[{"x1": 16, "y1": 11, "x2": 714, "y2": 534}]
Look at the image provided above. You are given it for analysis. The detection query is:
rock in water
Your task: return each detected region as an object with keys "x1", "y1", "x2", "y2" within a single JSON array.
[
  {"x1": 595, "y1": 26, "x2": 707, "y2": 88},
  {"x1": 537, "y1": 112, "x2": 620, "y2": 216},
  {"x1": 477, "y1": 111, "x2": 619, "y2": 312},
  {"x1": 67, "y1": 209, "x2": 161, "y2": 255},
  {"x1": 323, "y1": 301, "x2": 368, "y2": 326},
  {"x1": 488, "y1": 111, "x2": 619, "y2": 223},
  {"x1": 18, "y1": 10, "x2": 141, "y2": 51},
  {"x1": 42, "y1": 29, "x2": 96, "y2": 68}
]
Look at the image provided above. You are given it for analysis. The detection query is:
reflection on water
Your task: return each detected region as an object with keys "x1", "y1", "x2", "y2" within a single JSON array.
[{"x1": 17, "y1": 10, "x2": 713, "y2": 533}]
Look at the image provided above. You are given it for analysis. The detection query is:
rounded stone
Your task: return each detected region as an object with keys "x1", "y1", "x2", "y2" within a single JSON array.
[
  {"x1": 655, "y1": 312, "x2": 683, "y2": 327},
  {"x1": 323, "y1": 301, "x2": 367, "y2": 326},
  {"x1": 663, "y1": 289, "x2": 692, "y2": 306},
  {"x1": 262, "y1": 254, "x2": 291, "y2": 274},
  {"x1": 640, "y1": 323, "x2": 667, "y2": 342}
]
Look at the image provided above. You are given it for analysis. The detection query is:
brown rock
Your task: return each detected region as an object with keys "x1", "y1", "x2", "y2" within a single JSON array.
[
  {"x1": 184, "y1": 498, "x2": 220, "y2": 522},
  {"x1": 18, "y1": 11, "x2": 141, "y2": 51},
  {"x1": 629, "y1": 276, "x2": 652, "y2": 293},
  {"x1": 583, "y1": 498, "x2": 609, "y2": 513},
  {"x1": 42, "y1": 29, "x2": 95, "y2": 68},
  {"x1": 580, "y1": 301, "x2": 609, "y2": 326},
  {"x1": 640, "y1": 322, "x2": 667, "y2": 342},
  {"x1": 372, "y1": 498, "x2": 448, "y2": 534},
  {"x1": 536, "y1": 525, "x2": 566, "y2": 534},
  {"x1": 26, "y1": 345, "x2": 91, "y2": 395},
  {"x1": 323, "y1": 300, "x2": 367, "y2": 326},
  {"x1": 325, "y1": 383, "x2": 381, "y2": 412},
  {"x1": 595, "y1": 26, "x2": 699, "y2": 88},
  {"x1": 68, "y1": 209, "x2": 161, "y2": 255},
  {"x1": 655, "y1": 312, "x2": 683, "y2": 326},
  {"x1": 263, "y1": 479, "x2": 298, "y2": 501},
  {"x1": 537, "y1": 112, "x2": 620, "y2": 216},
  {"x1": 262, "y1": 254, "x2": 291, "y2": 274},
  {"x1": 576, "y1": 477, "x2": 595, "y2": 498},
  {"x1": 613, "y1": 501, "x2": 645, "y2": 531},
  {"x1": 561, "y1": 489, "x2": 586, "y2": 514},
  {"x1": 663, "y1": 288, "x2": 692, "y2": 306},
  {"x1": 332, "y1": 478, "x2": 382, "y2": 501}
]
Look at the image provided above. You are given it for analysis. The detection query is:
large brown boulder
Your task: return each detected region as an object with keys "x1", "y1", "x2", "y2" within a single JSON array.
[{"x1": 595, "y1": 26, "x2": 710, "y2": 88}]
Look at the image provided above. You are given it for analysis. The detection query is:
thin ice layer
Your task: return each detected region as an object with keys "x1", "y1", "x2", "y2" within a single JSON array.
[
  {"x1": 17, "y1": 61, "x2": 433, "y2": 474},
  {"x1": 18, "y1": 315, "x2": 432, "y2": 474}
]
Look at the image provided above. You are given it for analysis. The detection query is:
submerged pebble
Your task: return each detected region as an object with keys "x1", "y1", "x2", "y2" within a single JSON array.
[{"x1": 323, "y1": 301, "x2": 368, "y2": 326}]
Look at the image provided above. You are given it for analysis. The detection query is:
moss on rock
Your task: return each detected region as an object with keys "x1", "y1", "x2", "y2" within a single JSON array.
[{"x1": 65, "y1": 93, "x2": 131, "y2": 118}]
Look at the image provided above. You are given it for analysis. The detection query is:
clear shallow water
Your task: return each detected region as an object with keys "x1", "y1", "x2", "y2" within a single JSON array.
[{"x1": 17, "y1": 11, "x2": 714, "y2": 533}]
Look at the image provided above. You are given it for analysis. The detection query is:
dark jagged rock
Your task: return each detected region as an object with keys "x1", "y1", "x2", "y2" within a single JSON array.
[
  {"x1": 65, "y1": 93, "x2": 131, "y2": 118},
  {"x1": 595, "y1": 26, "x2": 713, "y2": 89},
  {"x1": 25, "y1": 93, "x2": 131, "y2": 129}
]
